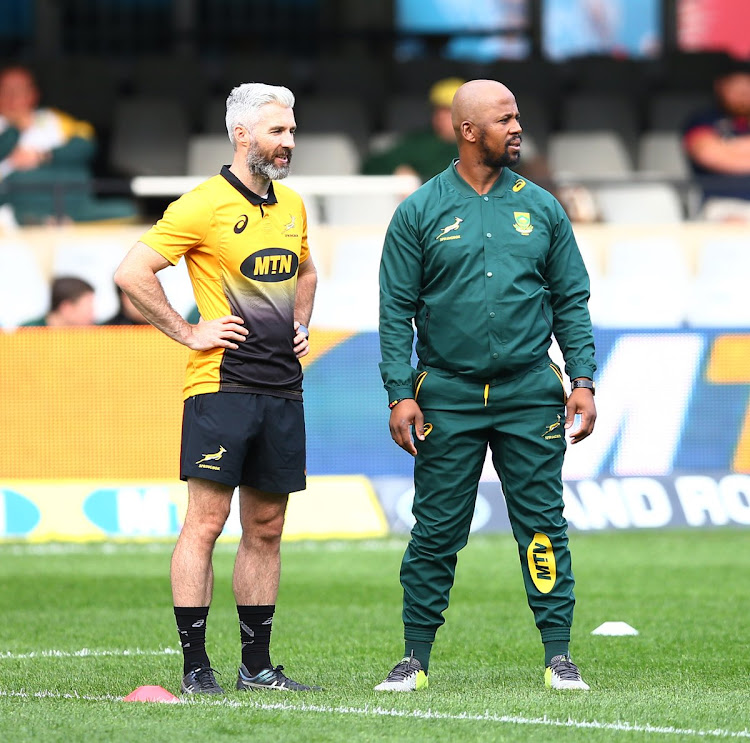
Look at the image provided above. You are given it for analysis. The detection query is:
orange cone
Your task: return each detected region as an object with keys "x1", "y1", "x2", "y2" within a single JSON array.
[{"x1": 123, "y1": 685, "x2": 180, "y2": 703}]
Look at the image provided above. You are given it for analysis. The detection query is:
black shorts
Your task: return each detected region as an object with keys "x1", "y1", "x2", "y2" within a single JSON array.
[{"x1": 180, "y1": 392, "x2": 306, "y2": 493}]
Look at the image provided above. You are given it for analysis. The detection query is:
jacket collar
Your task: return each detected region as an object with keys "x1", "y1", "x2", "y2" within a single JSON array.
[{"x1": 444, "y1": 159, "x2": 515, "y2": 199}]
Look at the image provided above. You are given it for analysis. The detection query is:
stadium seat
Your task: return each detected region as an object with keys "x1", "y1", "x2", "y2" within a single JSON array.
[
  {"x1": 52, "y1": 237, "x2": 128, "y2": 323},
  {"x1": 685, "y1": 238, "x2": 750, "y2": 327},
  {"x1": 646, "y1": 92, "x2": 714, "y2": 131},
  {"x1": 291, "y1": 133, "x2": 361, "y2": 176},
  {"x1": 595, "y1": 237, "x2": 690, "y2": 328},
  {"x1": 382, "y1": 94, "x2": 432, "y2": 134},
  {"x1": 109, "y1": 97, "x2": 189, "y2": 176},
  {"x1": 201, "y1": 96, "x2": 229, "y2": 134},
  {"x1": 548, "y1": 131, "x2": 633, "y2": 180},
  {"x1": 0, "y1": 239, "x2": 49, "y2": 328},
  {"x1": 593, "y1": 182, "x2": 684, "y2": 224},
  {"x1": 186, "y1": 134, "x2": 232, "y2": 176},
  {"x1": 128, "y1": 54, "x2": 206, "y2": 116},
  {"x1": 36, "y1": 55, "x2": 123, "y2": 135},
  {"x1": 294, "y1": 96, "x2": 371, "y2": 155},
  {"x1": 559, "y1": 93, "x2": 640, "y2": 156},
  {"x1": 514, "y1": 95, "x2": 552, "y2": 153},
  {"x1": 637, "y1": 131, "x2": 691, "y2": 179}
]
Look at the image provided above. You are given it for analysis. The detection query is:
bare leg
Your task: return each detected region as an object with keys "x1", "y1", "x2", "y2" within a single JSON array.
[
  {"x1": 172, "y1": 477, "x2": 233, "y2": 606},
  {"x1": 232, "y1": 486, "x2": 288, "y2": 604}
]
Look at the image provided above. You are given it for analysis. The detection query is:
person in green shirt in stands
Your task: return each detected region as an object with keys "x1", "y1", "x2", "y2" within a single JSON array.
[
  {"x1": 0, "y1": 65, "x2": 137, "y2": 225},
  {"x1": 362, "y1": 77, "x2": 465, "y2": 184}
]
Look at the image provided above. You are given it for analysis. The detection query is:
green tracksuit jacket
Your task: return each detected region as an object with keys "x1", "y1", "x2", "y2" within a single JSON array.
[{"x1": 379, "y1": 160, "x2": 596, "y2": 399}]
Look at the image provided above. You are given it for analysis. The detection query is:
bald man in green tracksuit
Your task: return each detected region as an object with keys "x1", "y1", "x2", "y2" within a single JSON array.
[{"x1": 375, "y1": 80, "x2": 597, "y2": 692}]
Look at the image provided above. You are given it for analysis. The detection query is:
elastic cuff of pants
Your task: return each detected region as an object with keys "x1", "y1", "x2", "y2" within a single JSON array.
[
  {"x1": 404, "y1": 627, "x2": 437, "y2": 644},
  {"x1": 540, "y1": 627, "x2": 571, "y2": 644}
]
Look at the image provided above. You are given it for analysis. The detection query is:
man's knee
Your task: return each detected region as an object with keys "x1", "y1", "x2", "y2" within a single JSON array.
[{"x1": 245, "y1": 511, "x2": 285, "y2": 546}]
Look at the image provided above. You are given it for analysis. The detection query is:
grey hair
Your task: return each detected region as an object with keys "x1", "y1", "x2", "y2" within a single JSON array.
[{"x1": 225, "y1": 82, "x2": 295, "y2": 148}]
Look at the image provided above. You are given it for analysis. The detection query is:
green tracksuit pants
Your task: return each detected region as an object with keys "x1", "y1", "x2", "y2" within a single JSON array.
[{"x1": 402, "y1": 358, "x2": 574, "y2": 646}]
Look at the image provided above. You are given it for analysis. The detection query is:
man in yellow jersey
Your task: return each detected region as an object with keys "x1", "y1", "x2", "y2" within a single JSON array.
[{"x1": 115, "y1": 83, "x2": 318, "y2": 695}]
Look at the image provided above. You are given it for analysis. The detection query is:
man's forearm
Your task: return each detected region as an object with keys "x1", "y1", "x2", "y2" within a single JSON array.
[
  {"x1": 115, "y1": 266, "x2": 192, "y2": 346},
  {"x1": 294, "y1": 261, "x2": 317, "y2": 326}
]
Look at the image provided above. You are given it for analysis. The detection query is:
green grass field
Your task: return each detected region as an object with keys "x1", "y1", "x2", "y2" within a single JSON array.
[{"x1": 1, "y1": 529, "x2": 748, "y2": 742}]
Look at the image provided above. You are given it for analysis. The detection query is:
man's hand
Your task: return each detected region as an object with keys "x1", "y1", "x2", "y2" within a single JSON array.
[
  {"x1": 10, "y1": 146, "x2": 47, "y2": 170},
  {"x1": 565, "y1": 388, "x2": 597, "y2": 444},
  {"x1": 293, "y1": 320, "x2": 309, "y2": 358},
  {"x1": 389, "y1": 399, "x2": 424, "y2": 456},
  {"x1": 186, "y1": 315, "x2": 248, "y2": 351}
]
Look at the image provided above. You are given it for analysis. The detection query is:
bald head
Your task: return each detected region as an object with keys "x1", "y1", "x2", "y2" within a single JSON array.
[
  {"x1": 451, "y1": 80, "x2": 516, "y2": 138},
  {"x1": 450, "y1": 79, "x2": 523, "y2": 178}
]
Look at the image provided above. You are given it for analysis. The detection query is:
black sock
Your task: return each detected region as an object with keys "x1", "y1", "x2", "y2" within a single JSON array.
[
  {"x1": 238, "y1": 604, "x2": 275, "y2": 674},
  {"x1": 174, "y1": 606, "x2": 210, "y2": 675}
]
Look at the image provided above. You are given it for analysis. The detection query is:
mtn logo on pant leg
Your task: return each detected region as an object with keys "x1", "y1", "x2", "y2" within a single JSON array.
[
  {"x1": 527, "y1": 532, "x2": 557, "y2": 593},
  {"x1": 241, "y1": 247, "x2": 299, "y2": 282}
]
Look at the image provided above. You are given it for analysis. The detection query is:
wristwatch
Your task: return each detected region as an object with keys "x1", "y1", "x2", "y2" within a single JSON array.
[{"x1": 571, "y1": 379, "x2": 595, "y2": 395}]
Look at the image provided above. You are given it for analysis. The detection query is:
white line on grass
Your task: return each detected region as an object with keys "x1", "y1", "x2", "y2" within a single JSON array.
[
  {"x1": 0, "y1": 647, "x2": 179, "y2": 661},
  {"x1": 1, "y1": 690, "x2": 748, "y2": 739}
]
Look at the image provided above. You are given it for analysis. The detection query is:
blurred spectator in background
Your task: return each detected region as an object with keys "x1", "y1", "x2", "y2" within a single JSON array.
[
  {"x1": 683, "y1": 58, "x2": 750, "y2": 222},
  {"x1": 22, "y1": 276, "x2": 95, "y2": 327},
  {"x1": 102, "y1": 285, "x2": 149, "y2": 325},
  {"x1": 0, "y1": 65, "x2": 137, "y2": 226},
  {"x1": 362, "y1": 77, "x2": 466, "y2": 183}
]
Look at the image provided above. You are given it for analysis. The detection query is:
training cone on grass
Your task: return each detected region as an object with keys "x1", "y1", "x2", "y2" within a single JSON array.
[{"x1": 123, "y1": 685, "x2": 180, "y2": 703}]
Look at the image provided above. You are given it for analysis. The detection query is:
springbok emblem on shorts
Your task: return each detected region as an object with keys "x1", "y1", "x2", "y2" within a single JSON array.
[
  {"x1": 196, "y1": 445, "x2": 227, "y2": 464},
  {"x1": 435, "y1": 216, "x2": 463, "y2": 240}
]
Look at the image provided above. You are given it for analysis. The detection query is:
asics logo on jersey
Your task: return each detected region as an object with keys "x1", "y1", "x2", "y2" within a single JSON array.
[
  {"x1": 234, "y1": 214, "x2": 249, "y2": 234},
  {"x1": 196, "y1": 445, "x2": 227, "y2": 465},
  {"x1": 435, "y1": 217, "x2": 463, "y2": 240}
]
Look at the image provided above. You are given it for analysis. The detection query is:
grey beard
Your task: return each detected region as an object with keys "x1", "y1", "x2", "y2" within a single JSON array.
[{"x1": 246, "y1": 147, "x2": 291, "y2": 180}]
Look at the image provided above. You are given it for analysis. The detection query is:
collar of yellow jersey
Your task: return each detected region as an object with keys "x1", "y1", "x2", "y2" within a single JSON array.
[{"x1": 221, "y1": 165, "x2": 278, "y2": 206}]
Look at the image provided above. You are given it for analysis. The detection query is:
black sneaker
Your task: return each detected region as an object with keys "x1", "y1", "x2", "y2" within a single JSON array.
[
  {"x1": 236, "y1": 663, "x2": 321, "y2": 691},
  {"x1": 544, "y1": 655, "x2": 590, "y2": 690},
  {"x1": 180, "y1": 666, "x2": 225, "y2": 694}
]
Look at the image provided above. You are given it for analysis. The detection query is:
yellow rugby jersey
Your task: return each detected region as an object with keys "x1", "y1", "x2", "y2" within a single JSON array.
[{"x1": 141, "y1": 166, "x2": 310, "y2": 400}]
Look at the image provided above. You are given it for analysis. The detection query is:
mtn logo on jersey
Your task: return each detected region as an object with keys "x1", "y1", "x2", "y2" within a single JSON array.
[
  {"x1": 527, "y1": 533, "x2": 557, "y2": 593},
  {"x1": 435, "y1": 216, "x2": 463, "y2": 241},
  {"x1": 513, "y1": 211, "x2": 533, "y2": 235},
  {"x1": 241, "y1": 248, "x2": 299, "y2": 282}
]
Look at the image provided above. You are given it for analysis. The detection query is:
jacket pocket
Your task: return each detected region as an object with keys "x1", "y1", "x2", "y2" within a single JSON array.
[
  {"x1": 549, "y1": 362, "x2": 567, "y2": 403},
  {"x1": 414, "y1": 370, "x2": 428, "y2": 402}
]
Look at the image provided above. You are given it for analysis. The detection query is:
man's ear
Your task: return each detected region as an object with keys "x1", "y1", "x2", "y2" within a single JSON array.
[
  {"x1": 460, "y1": 120, "x2": 477, "y2": 144},
  {"x1": 234, "y1": 124, "x2": 251, "y2": 147}
]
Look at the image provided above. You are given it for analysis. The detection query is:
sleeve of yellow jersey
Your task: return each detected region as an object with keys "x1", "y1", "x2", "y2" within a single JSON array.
[
  {"x1": 140, "y1": 189, "x2": 214, "y2": 265},
  {"x1": 299, "y1": 199, "x2": 310, "y2": 264}
]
